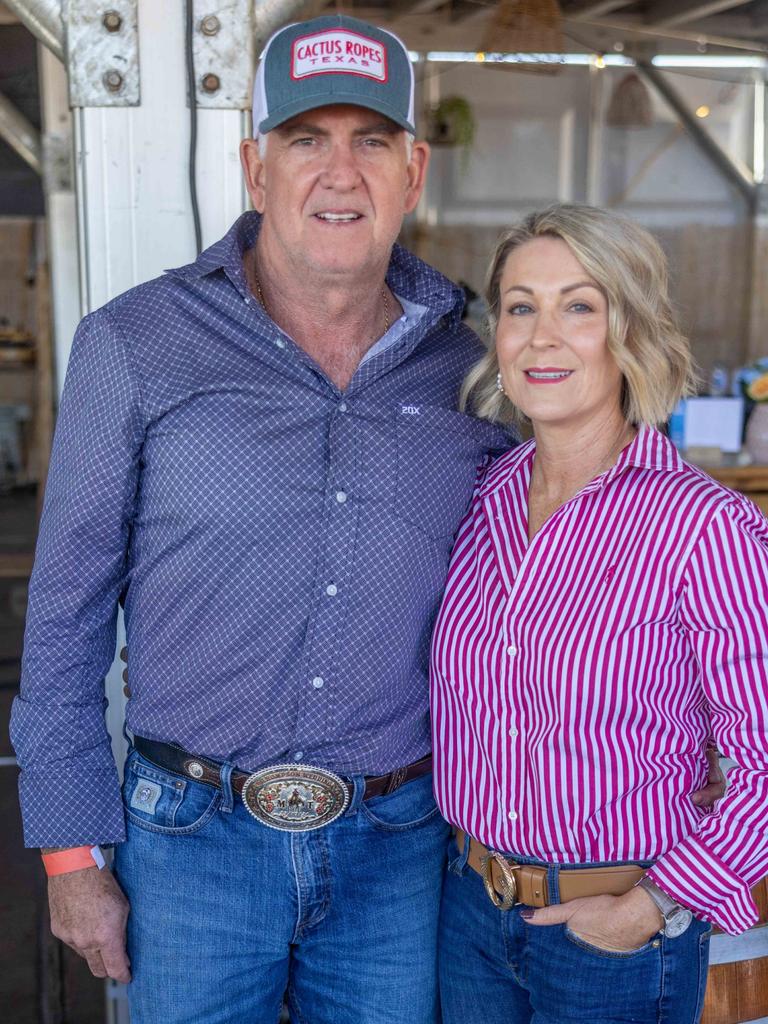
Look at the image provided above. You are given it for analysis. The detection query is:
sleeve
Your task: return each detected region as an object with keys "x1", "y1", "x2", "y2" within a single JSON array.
[
  {"x1": 646, "y1": 495, "x2": 768, "y2": 934},
  {"x1": 10, "y1": 308, "x2": 143, "y2": 848}
]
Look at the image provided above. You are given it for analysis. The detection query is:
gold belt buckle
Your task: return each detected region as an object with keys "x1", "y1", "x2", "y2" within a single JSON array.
[{"x1": 481, "y1": 851, "x2": 519, "y2": 911}]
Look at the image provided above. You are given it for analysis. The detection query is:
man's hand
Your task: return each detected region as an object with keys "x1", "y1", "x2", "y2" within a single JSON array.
[
  {"x1": 522, "y1": 887, "x2": 663, "y2": 953},
  {"x1": 47, "y1": 865, "x2": 131, "y2": 982},
  {"x1": 691, "y1": 746, "x2": 726, "y2": 809}
]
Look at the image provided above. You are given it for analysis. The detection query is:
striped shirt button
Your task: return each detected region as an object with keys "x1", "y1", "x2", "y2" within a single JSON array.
[
  {"x1": 507, "y1": 645, "x2": 517, "y2": 656},
  {"x1": 509, "y1": 726, "x2": 519, "y2": 738},
  {"x1": 508, "y1": 810, "x2": 518, "y2": 821}
]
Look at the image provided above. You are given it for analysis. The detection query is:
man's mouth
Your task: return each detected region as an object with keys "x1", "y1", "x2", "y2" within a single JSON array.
[{"x1": 314, "y1": 212, "x2": 363, "y2": 223}]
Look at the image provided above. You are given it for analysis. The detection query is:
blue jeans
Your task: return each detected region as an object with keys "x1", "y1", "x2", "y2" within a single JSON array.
[
  {"x1": 113, "y1": 749, "x2": 450, "y2": 1024},
  {"x1": 439, "y1": 834, "x2": 712, "y2": 1024}
]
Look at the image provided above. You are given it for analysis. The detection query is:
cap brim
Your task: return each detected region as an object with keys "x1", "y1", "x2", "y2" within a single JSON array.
[{"x1": 258, "y1": 93, "x2": 415, "y2": 135}]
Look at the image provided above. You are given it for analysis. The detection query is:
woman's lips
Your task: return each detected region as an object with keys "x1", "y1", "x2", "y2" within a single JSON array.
[{"x1": 523, "y1": 369, "x2": 574, "y2": 383}]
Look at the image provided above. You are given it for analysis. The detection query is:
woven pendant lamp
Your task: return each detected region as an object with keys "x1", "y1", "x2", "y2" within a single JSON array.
[
  {"x1": 606, "y1": 72, "x2": 654, "y2": 128},
  {"x1": 480, "y1": 0, "x2": 564, "y2": 73}
]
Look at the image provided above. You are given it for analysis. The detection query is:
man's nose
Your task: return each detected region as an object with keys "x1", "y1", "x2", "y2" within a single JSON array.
[{"x1": 319, "y1": 144, "x2": 362, "y2": 190}]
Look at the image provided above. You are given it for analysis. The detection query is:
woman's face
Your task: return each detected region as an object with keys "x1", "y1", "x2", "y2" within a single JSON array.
[{"x1": 495, "y1": 236, "x2": 624, "y2": 430}]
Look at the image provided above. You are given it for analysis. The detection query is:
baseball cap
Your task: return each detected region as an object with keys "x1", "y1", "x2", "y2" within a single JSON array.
[{"x1": 252, "y1": 14, "x2": 415, "y2": 136}]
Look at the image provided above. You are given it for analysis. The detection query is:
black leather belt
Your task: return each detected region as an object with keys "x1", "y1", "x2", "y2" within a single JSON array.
[{"x1": 133, "y1": 735, "x2": 432, "y2": 802}]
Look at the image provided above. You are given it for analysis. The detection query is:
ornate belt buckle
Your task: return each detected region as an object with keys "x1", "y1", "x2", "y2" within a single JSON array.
[
  {"x1": 241, "y1": 764, "x2": 350, "y2": 832},
  {"x1": 481, "y1": 851, "x2": 519, "y2": 911}
]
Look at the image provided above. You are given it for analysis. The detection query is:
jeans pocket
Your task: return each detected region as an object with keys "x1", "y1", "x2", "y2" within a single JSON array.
[
  {"x1": 360, "y1": 773, "x2": 443, "y2": 832},
  {"x1": 563, "y1": 925, "x2": 661, "y2": 959},
  {"x1": 123, "y1": 751, "x2": 221, "y2": 835}
]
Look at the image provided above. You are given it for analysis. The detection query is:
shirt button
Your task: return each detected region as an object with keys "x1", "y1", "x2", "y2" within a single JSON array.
[
  {"x1": 326, "y1": 584, "x2": 338, "y2": 596},
  {"x1": 311, "y1": 676, "x2": 324, "y2": 689},
  {"x1": 275, "y1": 337, "x2": 286, "y2": 349},
  {"x1": 338, "y1": 401, "x2": 348, "y2": 413},
  {"x1": 509, "y1": 727, "x2": 518, "y2": 738},
  {"x1": 335, "y1": 490, "x2": 348, "y2": 504},
  {"x1": 508, "y1": 810, "x2": 518, "y2": 821},
  {"x1": 507, "y1": 645, "x2": 517, "y2": 657},
  {"x1": 294, "y1": 751, "x2": 304, "y2": 761}
]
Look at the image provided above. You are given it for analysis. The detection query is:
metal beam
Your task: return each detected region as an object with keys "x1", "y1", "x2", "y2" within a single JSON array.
[
  {"x1": 568, "y1": 14, "x2": 768, "y2": 51},
  {"x1": 254, "y1": 0, "x2": 314, "y2": 52},
  {"x1": 0, "y1": 90, "x2": 42, "y2": 175},
  {"x1": 636, "y1": 59, "x2": 756, "y2": 207},
  {"x1": 566, "y1": 1, "x2": 637, "y2": 19},
  {"x1": 2, "y1": 0, "x2": 63, "y2": 61},
  {"x1": 645, "y1": 0, "x2": 752, "y2": 28}
]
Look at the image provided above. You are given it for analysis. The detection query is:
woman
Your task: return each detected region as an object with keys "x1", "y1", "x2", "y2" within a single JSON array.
[{"x1": 431, "y1": 204, "x2": 768, "y2": 1024}]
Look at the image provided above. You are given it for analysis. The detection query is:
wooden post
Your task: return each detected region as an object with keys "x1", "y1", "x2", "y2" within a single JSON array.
[{"x1": 746, "y1": 185, "x2": 768, "y2": 363}]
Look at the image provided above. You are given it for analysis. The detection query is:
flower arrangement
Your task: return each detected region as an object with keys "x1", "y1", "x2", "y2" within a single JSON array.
[{"x1": 736, "y1": 358, "x2": 768, "y2": 402}]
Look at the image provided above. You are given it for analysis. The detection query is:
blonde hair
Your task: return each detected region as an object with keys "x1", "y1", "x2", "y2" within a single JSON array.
[{"x1": 460, "y1": 204, "x2": 696, "y2": 427}]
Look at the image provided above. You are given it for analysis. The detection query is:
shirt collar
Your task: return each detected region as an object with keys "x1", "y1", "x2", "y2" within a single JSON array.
[
  {"x1": 168, "y1": 210, "x2": 466, "y2": 322},
  {"x1": 479, "y1": 425, "x2": 683, "y2": 502}
]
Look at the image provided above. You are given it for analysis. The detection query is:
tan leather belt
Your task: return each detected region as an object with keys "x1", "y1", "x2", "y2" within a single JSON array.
[{"x1": 458, "y1": 831, "x2": 646, "y2": 910}]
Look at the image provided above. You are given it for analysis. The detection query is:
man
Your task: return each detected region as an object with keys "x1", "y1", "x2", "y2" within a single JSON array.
[{"x1": 11, "y1": 14, "x2": 511, "y2": 1023}]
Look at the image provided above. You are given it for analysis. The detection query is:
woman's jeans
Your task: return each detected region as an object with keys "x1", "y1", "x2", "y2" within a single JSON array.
[
  {"x1": 114, "y1": 748, "x2": 450, "y2": 1024},
  {"x1": 439, "y1": 834, "x2": 712, "y2": 1024}
]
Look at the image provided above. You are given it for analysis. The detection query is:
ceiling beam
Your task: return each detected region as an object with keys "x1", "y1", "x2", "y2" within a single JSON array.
[
  {"x1": 645, "y1": 0, "x2": 753, "y2": 28},
  {"x1": 565, "y1": 14, "x2": 768, "y2": 51},
  {"x1": 0, "y1": 90, "x2": 42, "y2": 175},
  {"x1": 566, "y1": 1, "x2": 637, "y2": 18}
]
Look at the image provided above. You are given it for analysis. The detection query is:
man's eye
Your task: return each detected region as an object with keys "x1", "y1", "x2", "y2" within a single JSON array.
[
  {"x1": 362, "y1": 137, "x2": 386, "y2": 147},
  {"x1": 293, "y1": 137, "x2": 316, "y2": 146}
]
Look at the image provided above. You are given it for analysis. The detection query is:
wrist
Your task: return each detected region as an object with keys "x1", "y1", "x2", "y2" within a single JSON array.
[{"x1": 41, "y1": 845, "x2": 106, "y2": 877}]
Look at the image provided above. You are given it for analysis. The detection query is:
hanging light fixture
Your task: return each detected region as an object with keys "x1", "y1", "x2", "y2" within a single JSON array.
[{"x1": 606, "y1": 71, "x2": 654, "y2": 128}]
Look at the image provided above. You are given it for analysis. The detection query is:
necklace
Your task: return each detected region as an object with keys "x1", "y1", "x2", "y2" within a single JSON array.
[{"x1": 253, "y1": 270, "x2": 391, "y2": 335}]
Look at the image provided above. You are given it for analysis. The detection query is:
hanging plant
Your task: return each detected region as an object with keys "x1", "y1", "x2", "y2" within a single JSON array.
[{"x1": 428, "y1": 95, "x2": 476, "y2": 150}]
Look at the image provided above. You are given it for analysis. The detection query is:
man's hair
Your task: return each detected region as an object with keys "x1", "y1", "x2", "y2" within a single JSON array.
[
  {"x1": 461, "y1": 203, "x2": 696, "y2": 428},
  {"x1": 257, "y1": 131, "x2": 416, "y2": 159}
]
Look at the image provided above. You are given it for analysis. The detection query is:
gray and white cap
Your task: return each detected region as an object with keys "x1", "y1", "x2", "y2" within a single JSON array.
[{"x1": 252, "y1": 14, "x2": 415, "y2": 136}]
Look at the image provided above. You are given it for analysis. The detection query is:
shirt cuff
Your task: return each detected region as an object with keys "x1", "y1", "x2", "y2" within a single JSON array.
[
  {"x1": 18, "y1": 761, "x2": 126, "y2": 849},
  {"x1": 646, "y1": 836, "x2": 758, "y2": 935}
]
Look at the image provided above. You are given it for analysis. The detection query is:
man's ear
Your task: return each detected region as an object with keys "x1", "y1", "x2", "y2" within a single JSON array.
[
  {"x1": 240, "y1": 137, "x2": 266, "y2": 212},
  {"x1": 404, "y1": 140, "x2": 431, "y2": 215}
]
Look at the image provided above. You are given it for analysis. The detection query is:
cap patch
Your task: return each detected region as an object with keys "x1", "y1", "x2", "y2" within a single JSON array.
[{"x1": 291, "y1": 29, "x2": 388, "y2": 82}]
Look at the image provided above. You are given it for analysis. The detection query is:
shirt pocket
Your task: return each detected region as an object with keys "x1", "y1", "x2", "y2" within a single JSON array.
[{"x1": 393, "y1": 404, "x2": 508, "y2": 541}]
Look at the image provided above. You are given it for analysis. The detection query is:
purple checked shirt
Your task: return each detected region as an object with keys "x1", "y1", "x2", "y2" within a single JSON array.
[{"x1": 12, "y1": 212, "x2": 512, "y2": 847}]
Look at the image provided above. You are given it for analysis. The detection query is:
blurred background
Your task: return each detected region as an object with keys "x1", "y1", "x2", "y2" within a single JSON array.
[{"x1": 1, "y1": 1, "x2": 768, "y2": 1021}]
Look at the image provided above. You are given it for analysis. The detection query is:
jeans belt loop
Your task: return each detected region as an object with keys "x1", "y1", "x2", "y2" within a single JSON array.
[{"x1": 219, "y1": 761, "x2": 235, "y2": 814}]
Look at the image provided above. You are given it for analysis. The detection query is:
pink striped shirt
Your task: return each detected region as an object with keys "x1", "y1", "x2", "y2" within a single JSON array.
[{"x1": 431, "y1": 427, "x2": 768, "y2": 935}]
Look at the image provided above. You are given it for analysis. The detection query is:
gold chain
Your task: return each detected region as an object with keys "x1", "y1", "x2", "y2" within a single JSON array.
[{"x1": 253, "y1": 271, "x2": 390, "y2": 335}]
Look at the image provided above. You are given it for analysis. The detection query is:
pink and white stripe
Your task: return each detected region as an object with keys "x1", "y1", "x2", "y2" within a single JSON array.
[{"x1": 431, "y1": 427, "x2": 768, "y2": 934}]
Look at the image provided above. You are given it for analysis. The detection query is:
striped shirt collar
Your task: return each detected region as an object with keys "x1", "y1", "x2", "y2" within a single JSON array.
[{"x1": 479, "y1": 424, "x2": 683, "y2": 501}]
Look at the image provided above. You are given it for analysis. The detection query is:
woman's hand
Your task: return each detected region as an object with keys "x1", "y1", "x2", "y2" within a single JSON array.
[
  {"x1": 522, "y1": 887, "x2": 664, "y2": 953},
  {"x1": 691, "y1": 746, "x2": 726, "y2": 809}
]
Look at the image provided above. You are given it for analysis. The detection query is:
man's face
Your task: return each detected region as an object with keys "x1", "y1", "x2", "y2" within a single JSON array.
[{"x1": 240, "y1": 105, "x2": 429, "y2": 281}]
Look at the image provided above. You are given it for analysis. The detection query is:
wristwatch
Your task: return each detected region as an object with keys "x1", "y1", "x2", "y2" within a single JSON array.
[{"x1": 636, "y1": 876, "x2": 694, "y2": 938}]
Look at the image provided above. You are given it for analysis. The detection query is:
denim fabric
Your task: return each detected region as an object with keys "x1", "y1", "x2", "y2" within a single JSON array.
[
  {"x1": 114, "y1": 749, "x2": 450, "y2": 1023},
  {"x1": 439, "y1": 835, "x2": 712, "y2": 1024}
]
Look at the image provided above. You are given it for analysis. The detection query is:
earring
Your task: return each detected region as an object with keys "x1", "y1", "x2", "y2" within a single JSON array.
[{"x1": 496, "y1": 372, "x2": 504, "y2": 394}]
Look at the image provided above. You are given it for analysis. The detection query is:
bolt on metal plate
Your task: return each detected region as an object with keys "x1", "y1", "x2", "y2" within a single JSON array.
[
  {"x1": 67, "y1": 0, "x2": 140, "y2": 107},
  {"x1": 192, "y1": 0, "x2": 254, "y2": 109}
]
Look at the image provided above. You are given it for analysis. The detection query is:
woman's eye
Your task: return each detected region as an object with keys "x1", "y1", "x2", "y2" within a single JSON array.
[
  {"x1": 569, "y1": 301, "x2": 593, "y2": 313},
  {"x1": 508, "y1": 303, "x2": 533, "y2": 315}
]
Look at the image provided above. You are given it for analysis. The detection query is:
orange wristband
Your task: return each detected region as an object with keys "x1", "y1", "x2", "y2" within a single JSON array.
[{"x1": 42, "y1": 846, "x2": 106, "y2": 877}]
